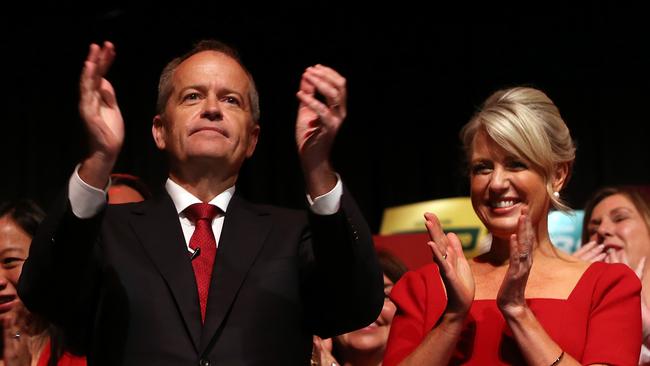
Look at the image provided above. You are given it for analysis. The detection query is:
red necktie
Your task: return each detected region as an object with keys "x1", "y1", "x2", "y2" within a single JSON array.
[{"x1": 184, "y1": 203, "x2": 220, "y2": 323}]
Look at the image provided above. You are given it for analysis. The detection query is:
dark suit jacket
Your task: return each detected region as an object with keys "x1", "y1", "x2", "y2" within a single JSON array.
[{"x1": 18, "y1": 186, "x2": 383, "y2": 365}]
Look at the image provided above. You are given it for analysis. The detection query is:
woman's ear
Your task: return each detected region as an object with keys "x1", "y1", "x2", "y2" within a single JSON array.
[{"x1": 552, "y1": 162, "x2": 571, "y2": 192}]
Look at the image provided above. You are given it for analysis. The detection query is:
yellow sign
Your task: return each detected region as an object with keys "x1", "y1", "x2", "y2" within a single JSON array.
[{"x1": 380, "y1": 197, "x2": 490, "y2": 258}]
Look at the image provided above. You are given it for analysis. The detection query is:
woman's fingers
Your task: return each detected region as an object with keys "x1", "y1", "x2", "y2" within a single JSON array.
[
  {"x1": 428, "y1": 240, "x2": 450, "y2": 270},
  {"x1": 424, "y1": 212, "x2": 448, "y2": 259},
  {"x1": 573, "y1": 241, "x2": 606, "y2": 262},
  {"x1": 447, "y1": 232, "x2": 464, "y2": 256}
]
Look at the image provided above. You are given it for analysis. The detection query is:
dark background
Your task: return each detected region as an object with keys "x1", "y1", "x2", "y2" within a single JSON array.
[{"x1": 2, "y1": 4, "x2": 648, "y2": 233}]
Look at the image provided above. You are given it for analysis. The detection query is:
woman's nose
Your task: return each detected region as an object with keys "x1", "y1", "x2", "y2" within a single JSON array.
[
  {"x1": 489, "y1": 167, "x2": 510, "y2": 193},
  {"x1": 0, "y1": 273, "x2": 8, "y2": 290},
  {"x1": 596, "y1": 220, "x2": 614, "y2": 242}
]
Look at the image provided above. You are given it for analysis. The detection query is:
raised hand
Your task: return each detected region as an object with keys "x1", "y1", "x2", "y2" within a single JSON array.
[
  {"x1": 424, "y1": 212, "x2": 475, "y2": 318},
  {"x1": 310, "y1": 336, "x2": 339, "y2": 366},
  {"x1": 80, "y1": 41, "x2": 124, "y2": 157},
  {"x1": 295, "y1": 65, "x2": 346, "y2": 197},
  {"x1": 295, "y1": 64, "x2": 346, "y2": 157},
  {"x1": 497, "y1": 207, "x2": 534, "y2": 317},
  {"x1": 78, "y1": 41, "x2": 124, "y2": 188},
  {"x1": 79, "y1": 42, "x2": 124, "y2": 189}
]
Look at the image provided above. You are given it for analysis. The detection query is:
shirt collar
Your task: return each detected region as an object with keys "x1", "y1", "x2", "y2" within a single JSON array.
[{"x1": 165, "y1": 178, "x2": 235, "y2": 215}]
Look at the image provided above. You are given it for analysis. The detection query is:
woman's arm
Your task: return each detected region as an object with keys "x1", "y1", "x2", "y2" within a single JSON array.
[{"x1": 384, "y1": 213, "x2": 475, "y2": 366}]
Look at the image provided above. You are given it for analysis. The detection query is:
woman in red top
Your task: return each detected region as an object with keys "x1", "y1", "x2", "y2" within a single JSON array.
[
  {"x1": 575, "y1": 185, "x2": 650, "y2": 365},
  {"x1": 0, "y1": 200, "x2": 86, "y2": 366},
  {"x1": 383, "y1": 87, "x2": 642, "y2": 365}
]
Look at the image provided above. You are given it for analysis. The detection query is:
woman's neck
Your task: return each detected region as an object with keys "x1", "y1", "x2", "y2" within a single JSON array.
[
  {"x1": 476, "y1": 230, "x2": 560, "y2": 267},
  {"x1": 0, "y1": 332, "x2": 49, "y2": 366}
]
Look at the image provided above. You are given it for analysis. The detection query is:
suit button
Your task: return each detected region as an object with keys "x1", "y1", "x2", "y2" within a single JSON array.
[{"x1": 199, "y1": 359, "x2": 210, "y2": 366}]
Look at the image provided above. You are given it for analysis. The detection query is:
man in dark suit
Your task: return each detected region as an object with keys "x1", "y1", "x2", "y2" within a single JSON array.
[{"x1": 18, "y1": 40, "x2": 383, "y2": 365}]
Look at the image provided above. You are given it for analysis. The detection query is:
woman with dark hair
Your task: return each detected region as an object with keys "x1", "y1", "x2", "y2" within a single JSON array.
[
  {"x1": 574, "y1": 185, "x2": 650, "y2": 365},
  {"x1": 0, "y1": 199, "x2": 85, "y2": 366},
  {"x1": 312, "y1": 250, "x2": 408, "y2": 366}
]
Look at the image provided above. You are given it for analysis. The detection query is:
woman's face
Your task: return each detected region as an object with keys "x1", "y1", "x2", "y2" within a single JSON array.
[
  {"x1": 469, "y1": 130, "x2": 553, "y2": 239},
  {"x1": 334, "y1": 274, "x2": 396, "y2": 354},
  {"x1": 0, "y1": 215, "x2": 30, "y2": 321},
  {"x1": 587, "y1": 194, "x2": 650, "y2": 268}
]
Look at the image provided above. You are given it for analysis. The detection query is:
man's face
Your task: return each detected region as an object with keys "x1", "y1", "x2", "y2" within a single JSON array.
[{"x1": 153, "y1": 51, "x2": 259, "y2": 173}]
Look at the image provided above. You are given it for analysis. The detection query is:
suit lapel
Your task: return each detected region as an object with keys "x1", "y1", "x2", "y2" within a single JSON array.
[
  {"x1": 129, "y1": 194, "x2": 202, "y2": 352},
  {"x1": 200, "y1": 195, "x2": 271, "y2": 352}
]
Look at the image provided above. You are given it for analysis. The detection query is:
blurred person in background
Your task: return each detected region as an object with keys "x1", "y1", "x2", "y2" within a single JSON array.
[
  {"x1": 312, "y1": 250, "x2": 408, "y2": 366},
  {"x1": 0, "y1": 199, "x2": 86, "y2": 366},
  {"x1": 574, "y1": 185, "x2": 650, "y2": 365}
]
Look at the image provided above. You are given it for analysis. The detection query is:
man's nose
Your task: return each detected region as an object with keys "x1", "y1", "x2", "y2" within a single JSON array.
[{"x1": 201, "y1": 95, "x2": 222, "y2": 121}]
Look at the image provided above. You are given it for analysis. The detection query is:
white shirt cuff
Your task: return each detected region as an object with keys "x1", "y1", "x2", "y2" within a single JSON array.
[
  {"x1": 307, "y1": 174, "x2": 342, "y2": 215},
  {"x1": 68, "y1": 164, "x2": 109, "y2": 219}
]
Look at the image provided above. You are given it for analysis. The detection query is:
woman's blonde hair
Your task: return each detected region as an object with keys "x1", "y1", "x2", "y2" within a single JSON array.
[{"x1": 460, "y1": 87, "x2": 576, "y2": 211}]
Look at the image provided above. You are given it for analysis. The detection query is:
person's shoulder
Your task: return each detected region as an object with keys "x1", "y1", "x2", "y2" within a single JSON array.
[
  {"x1": 230, "y1": 195, "x2": 307, "y2": 219},
  {"x1": 104, "y1": 192, "x2": 173, "y2": 221},
  {"x1": 587, "y1": 262, "x2": 641, "y2": 293},
  {"x1": 394, "y1": 264, "x2": 442, "y2": 292},
  {"x1": 105, "y1": 198, "x2": 150, "y2": 215},
  {"x1": 391, "y1": 264, "x2": 446, "y2": 316},
  {"x1": 588, "y1": 261, "x2": 637, "y2": 279},
  {"x1": 414, "y1": 263, "x2": 441, "y2": 278}
]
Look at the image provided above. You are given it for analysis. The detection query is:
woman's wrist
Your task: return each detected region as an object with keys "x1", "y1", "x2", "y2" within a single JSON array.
[
  {"x1": 500, "y1": 303, "x2": 532, "y2": 323},
  {"x1": 438, "y1": 312, "x2": 468, "y2": 337}
]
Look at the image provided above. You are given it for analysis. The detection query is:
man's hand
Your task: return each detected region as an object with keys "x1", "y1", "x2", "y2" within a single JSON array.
[
  {"x1": 78, "y1": 41, "x2": 124, "y2": 189},
  {"x1": 295, "y1": 64, "x2": 346, "y2": 197}
]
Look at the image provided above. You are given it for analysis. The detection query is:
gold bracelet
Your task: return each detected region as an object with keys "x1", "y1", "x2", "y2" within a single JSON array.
[{"x1": 550, "y1": 350, "x2": 564, "y2": 366}]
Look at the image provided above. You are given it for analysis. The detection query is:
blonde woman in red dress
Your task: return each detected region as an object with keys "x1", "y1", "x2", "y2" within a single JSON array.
[{"x1": 384, "y1": 87, "x2": 642, "y2": 366}]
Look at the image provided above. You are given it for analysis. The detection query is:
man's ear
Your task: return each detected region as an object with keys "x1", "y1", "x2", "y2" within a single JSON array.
[
  {"x1": 245, "y1": 123, "x2": 260, "y2": 158},
  {"x1": 152, "y1": 115, "x2": 166, "y2": 150}
]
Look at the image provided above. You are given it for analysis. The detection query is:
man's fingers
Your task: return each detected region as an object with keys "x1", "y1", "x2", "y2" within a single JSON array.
[
  {"x1": 95, "y1": 41, "x2": 116, "y2": 76},
  {"x1": 306, "y1": 64, "x2": 346, "y2": 90},
  {"x1": 296, "y1": 90, "x2": 331, "y2": 119}
]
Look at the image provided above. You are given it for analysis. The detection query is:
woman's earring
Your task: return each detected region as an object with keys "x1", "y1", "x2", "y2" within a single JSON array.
[{"x1": 553, "y1": 191, "x2": 560, "y2": 198}]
